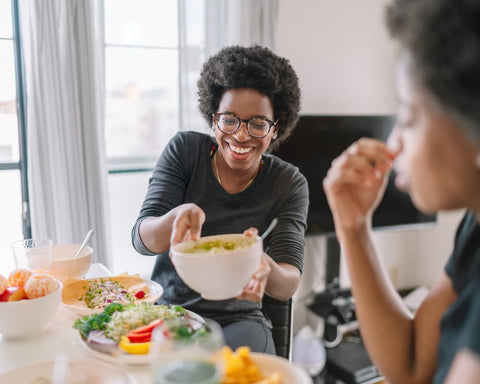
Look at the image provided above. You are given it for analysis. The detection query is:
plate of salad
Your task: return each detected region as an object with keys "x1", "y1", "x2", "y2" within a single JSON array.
[
  {"x1": 62, "y1": 275, "x2": 163, "y2": 316},
  {"x1": 74, "y1": 302, "x2": 204, "y2": 365}
]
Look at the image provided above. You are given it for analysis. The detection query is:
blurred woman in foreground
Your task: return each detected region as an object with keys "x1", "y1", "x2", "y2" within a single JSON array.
[{"x1": 323, "y1": 0, "x2": 480, "y2": 382}]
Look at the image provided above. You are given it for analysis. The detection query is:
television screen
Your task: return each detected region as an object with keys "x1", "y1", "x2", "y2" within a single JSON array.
[{"x1": 273, "y1": 115, "x2": 436, "y2": 236}]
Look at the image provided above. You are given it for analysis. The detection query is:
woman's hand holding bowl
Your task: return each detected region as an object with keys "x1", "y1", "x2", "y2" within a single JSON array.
[
  {"x1": 235, "y1": 227, "x2": 271, "y2": 303},
  {"x1": 170, "y1": 203, "x2": 206, "y2": 246}
]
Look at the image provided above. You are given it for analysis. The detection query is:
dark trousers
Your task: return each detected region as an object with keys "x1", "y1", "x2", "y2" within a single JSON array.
[{"x1": 222, "y1": 320, "x2": 276, "y2": 355}]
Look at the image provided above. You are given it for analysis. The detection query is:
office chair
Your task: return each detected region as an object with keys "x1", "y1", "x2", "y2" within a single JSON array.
[{"x1": 262, "y1": 295, "x2": 293, "y2": 361}]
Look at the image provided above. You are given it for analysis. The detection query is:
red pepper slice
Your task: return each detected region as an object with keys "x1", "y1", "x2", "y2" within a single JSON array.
[
  {"x1": 128, "y1": 318, "x2": 163, "y2": 335},
  {"x1": 127, "y1": 331, "x2": 152, "y2": 343}
]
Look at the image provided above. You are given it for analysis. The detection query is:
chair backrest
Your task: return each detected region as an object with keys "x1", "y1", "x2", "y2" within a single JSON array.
[{"x1": 261, "y1": 295, "x2": 293, "y2": 361}]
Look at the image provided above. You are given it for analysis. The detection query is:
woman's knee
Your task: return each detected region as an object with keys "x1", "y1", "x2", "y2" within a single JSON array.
[{"x1": 222, "y1": 320, "x2": 275, "y2": 355}]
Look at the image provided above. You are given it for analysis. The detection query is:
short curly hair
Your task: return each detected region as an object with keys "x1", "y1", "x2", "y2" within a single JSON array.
[
  {"x1": 197, "y1": 45, "x2": 301, "y2": 151},
  {"x1": 386, "y1": 0, "x2": 480, "y2": 140}
]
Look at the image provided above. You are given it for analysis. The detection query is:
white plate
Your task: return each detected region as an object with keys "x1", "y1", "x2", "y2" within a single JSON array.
[
  {"x1": 250, "y1": 353, "x2": 313, "y2": 384},
  {"x1": 0, "y1": 357, "x2": 136, "y2": 383},
  {"x1": 62, "y1": 277, "x2": 164, "y2": 317},
  {"x1": 78, "y1": 310, "x2": 205, "y2": 366},
  {"x1": 78, "y1": 334, "x2": 155, "y2": 366}
]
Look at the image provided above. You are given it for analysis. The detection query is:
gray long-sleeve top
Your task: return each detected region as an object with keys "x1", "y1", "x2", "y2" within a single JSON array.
[{"x1": 132, "y1": 131, "x2": 308, "y2": 325}]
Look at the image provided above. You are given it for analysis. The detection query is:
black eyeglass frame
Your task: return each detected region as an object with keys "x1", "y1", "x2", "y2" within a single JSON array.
[{"x1": 212, "y1": 112, "x2": 278, "y2": 138}]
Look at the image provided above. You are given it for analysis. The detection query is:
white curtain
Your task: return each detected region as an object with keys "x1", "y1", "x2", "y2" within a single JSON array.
[
  {"x1": 205, "y1": 0, "x2": 279, "y2": 57},
  {"x1": 18, "y1": 0, "x2": 110, "y2": 265}
]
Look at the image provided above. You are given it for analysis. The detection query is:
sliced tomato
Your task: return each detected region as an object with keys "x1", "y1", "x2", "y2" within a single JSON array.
[
  {"x1": 126, "y1": 331, "x2": 151, "y2": 343},
  {"x1": 128, "y1": 318, "x2": 163, "y2": 335}
]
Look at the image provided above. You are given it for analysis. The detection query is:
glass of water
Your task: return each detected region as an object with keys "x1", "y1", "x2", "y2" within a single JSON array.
[
  {"x1": 150, "y1": 316, "x2": 225, "y2": 384},
  {"x1": 11, "y1": 238, "x2": 53, "y2": 272}
]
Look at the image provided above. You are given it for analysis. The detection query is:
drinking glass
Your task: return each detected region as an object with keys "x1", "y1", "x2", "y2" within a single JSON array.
[
  {"x1": 150, "y1": 316, "x2": 225, "y2": 384},
  {"x1": 11, "y1": 238, "x2": 53, "y2": 272}
]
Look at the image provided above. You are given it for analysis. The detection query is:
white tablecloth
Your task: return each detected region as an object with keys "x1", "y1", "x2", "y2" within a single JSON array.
[{"x1": 0, "y1": 263, "x2": 153, "y2": 383}]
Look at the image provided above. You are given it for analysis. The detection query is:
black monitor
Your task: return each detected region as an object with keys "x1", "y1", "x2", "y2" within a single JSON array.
[{"x1": 273, "y1": 115, "x2": 436, "y2": 236}]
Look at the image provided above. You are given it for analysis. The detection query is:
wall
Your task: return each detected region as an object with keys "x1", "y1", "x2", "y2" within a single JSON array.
[
  {"x1": 277, "y1": 0, "x2": 396, "y2": 115},
  {"x1": 275, "y1": 0, "x2": 464, "y2": 334},
  {"x1": 108, "y1": 171, "x2": 156, "y2": 278}
]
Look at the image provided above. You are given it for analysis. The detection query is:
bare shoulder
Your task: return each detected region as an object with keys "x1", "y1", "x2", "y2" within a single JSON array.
[{"x1": 445, "y1": 349, "x2": 480, "y2": 383}]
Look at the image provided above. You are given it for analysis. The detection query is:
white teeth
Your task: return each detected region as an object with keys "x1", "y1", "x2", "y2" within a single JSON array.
[{"x1": 230, "y1": 144, "x2": 252, "y2": 154}]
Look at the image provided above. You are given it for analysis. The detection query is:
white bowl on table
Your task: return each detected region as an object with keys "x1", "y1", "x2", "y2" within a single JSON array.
[
  {"x1": 170, "y1": 233, "x2": 262, "y2": 301},
  {"x1": 0, "y1": 278, "x2": 62, "y2": 340},
  {"x1": 49, "y1": 244, "x2": 93, "y2": 282}
]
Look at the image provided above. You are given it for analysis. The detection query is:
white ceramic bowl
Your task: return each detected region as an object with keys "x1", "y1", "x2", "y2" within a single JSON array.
[
  {"x1": 49, "y1": 244, "x2": 93, "y2": 282},
  {"x1": 0, "y1": 279, "x2": 62, "y2": 340},
  {"x1": 171, "y1": 234, "x2": 262, "y2": 301}
]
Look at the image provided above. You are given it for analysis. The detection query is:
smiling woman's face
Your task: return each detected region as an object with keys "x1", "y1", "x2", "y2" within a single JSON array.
[
  {"x1": 388, "y1": 54, "x2": 480, "y2": 214},
  {"x1": 214, "y1": 88, "x2": 276, "y2": 174}
]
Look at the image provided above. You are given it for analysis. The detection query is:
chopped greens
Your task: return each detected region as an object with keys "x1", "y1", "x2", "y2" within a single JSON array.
[
  {"x1": 73, "y1": 302, "x2": 188, "y2": 343},
  {"x1": 73, "y1": 303, "x2": 126, "y2": 339}
]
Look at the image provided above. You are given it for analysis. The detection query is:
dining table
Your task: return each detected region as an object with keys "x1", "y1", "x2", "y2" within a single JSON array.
[
  {"x1": 0, "y1": 263, "x2": 314, "y2": 384},
  {"x1": 0, "y1": 263, "x2": 154, "y2": 383},
  {"x1": 0, "y1": 305, "x2": 155, "y2": 383}
]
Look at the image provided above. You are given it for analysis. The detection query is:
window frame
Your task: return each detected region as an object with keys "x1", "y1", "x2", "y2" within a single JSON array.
[{"x1": 0, "y1": 0, "x2": 31, "y2": 237}]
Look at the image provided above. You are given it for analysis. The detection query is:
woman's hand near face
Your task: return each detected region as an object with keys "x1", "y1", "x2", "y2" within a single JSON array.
[
  {"x1": 323, "y1": 138, "x2": 397, "y2": 233},
  {"x1": 170, "y1": 203, "x2": 206, "y2": 246}
]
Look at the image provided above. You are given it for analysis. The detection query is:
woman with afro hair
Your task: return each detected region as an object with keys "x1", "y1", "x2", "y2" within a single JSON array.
[
  {"x1": 323, "y1": 0, "x2": 480, "y2": 382},
  {"x1": 132, "y1": 45, "x2": 308, "y2": 354}
]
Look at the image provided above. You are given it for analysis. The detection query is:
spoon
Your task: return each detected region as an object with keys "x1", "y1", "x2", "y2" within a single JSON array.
[
  {"x1": 74, "y1": 229, "x2": 94, "y2": 259},
  {"x1": 261, "y1": 218, "x2": 278, "y2": 240}
]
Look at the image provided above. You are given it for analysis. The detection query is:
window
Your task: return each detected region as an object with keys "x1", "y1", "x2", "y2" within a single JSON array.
[
  {"x1": 0, "y1": 0, "x2": 27, "y2": 273},
  {"x1": 104, "y1": 0, "x2": 206, "y2": 171},
  {"x1": 104, "y1": 1, "x2": 206, "y2": 276}
]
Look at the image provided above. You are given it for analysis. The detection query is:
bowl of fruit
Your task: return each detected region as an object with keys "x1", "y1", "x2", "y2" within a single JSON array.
[{"x1": 0, "y1": 268, "x2": 62, "y2": 340}]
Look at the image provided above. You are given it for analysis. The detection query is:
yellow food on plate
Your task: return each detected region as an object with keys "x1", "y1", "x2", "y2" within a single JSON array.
[
  {"x1": 221, "y1": 346, "x2": 282, "y2": 384},
  {"x1": 118, "y1": 335, "x2": 151, "y2": 354}
]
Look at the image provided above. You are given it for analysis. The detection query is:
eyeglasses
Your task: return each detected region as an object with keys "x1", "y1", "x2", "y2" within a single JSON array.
[{"x1": 212, "y1": 112, "x2": 278, "y2": 138}]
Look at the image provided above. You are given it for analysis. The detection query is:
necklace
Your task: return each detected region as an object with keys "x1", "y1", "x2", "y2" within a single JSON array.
[{"x1": 213, "y1": 152, "x2": 256, "y2": 192}]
